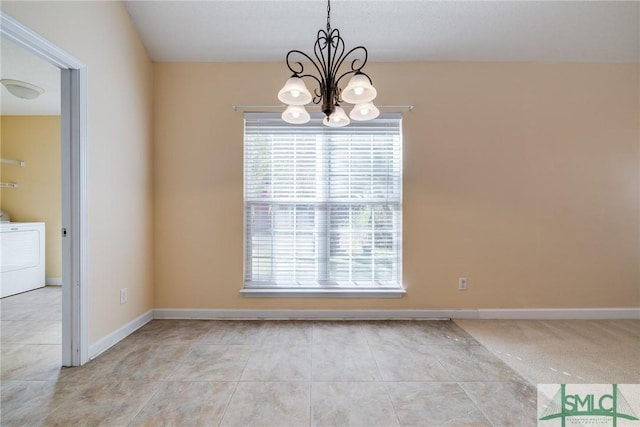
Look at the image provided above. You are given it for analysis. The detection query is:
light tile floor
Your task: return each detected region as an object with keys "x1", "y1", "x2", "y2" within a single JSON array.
[
  {"x1": 1, "y1": 286, "x2": 62, "y2": 388},
  {"x1": 7, "y1": 287, "x2": 625, "y2": 426}
]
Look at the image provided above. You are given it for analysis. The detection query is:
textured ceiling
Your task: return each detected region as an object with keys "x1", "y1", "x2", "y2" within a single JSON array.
[{"x1": 125, "y1": 0, "x2": 640, "y2": 63}]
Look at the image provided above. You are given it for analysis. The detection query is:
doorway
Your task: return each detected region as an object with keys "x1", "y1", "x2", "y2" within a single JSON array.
[{"x1": 1, "y1": 11, "x2": 88, "y2": 366}]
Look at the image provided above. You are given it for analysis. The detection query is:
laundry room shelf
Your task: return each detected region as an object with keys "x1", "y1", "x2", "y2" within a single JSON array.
[{"x1": 1, "y1": 158, "x2": 26, "y2": 167}]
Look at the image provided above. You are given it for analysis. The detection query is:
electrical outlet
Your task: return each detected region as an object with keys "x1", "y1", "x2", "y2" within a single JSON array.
[
  {"x1": 120, "y1": 288, "x2": 128, "y2": 304},
  {"x1": 458, "y1": 277, "x2": 468, "y2": 290}
]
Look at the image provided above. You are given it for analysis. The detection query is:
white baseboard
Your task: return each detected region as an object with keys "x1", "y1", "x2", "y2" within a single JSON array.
[
  {"x1": 153, "y1": 307, "x2": 640, "y2": 321},
  {"x1": 152, "y1": 308, "x2": 474, "y2": 320},
  {"x1": 477, "y1": 308, "x2": 640, "y2": 320},
  {"x1": 88, "y1": 310, "x2": 153, "y2": 360},
  {"x1": 46, "y1": 277, "x2": 62, "y2": 285}
]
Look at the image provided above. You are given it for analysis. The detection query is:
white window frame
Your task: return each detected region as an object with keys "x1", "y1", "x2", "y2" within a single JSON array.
[{"x1": 242, "y1": 113, "x2": 405, "y2": 298}]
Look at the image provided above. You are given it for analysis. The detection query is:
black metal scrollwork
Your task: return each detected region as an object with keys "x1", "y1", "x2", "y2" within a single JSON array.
[{"x1": 283, "y1": 0, "x2": 372, "y2": 118}]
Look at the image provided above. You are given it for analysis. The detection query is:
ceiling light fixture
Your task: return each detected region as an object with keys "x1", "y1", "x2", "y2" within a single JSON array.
[
  {"x1": 277, "y1": 0, "x2": 379, "y2": 127},
  {"x1": 1, "y1": 79, "x2": 45, "y2": 100}
]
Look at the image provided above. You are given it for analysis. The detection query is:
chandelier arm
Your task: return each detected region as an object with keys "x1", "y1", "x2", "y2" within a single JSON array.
[
  {"x1": 285, "y1": 49, "x2": 325, "y2": 88},
  {"x1": 315, "y1": 28, "x2": 339, "y2": 112},
  {"x1": 328, "y1": 29, "x2": 346, "y2": 83},
  {"x1": 313, "y1": 30, "x2": 331, "y2": 84},
  {"x1": 334, "y1": 68, "x2": 372, "y2": 88},
  {"x1": 312, "y1": 87, "x2": 322, "y2": 105},
  {"x1": 333, "y1": 46, "x2": 370, "y2": 87},
  {"x1": 296, "y1": 73, "x2": 323, "y2": 90}
]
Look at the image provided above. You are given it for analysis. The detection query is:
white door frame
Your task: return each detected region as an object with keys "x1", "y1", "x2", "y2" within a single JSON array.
[{"x1": 1, "y1": 12, "x2": 88, "y2": 366}]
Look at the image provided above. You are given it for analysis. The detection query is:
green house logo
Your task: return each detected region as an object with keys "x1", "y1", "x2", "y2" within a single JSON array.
[{"x1": 539, "y1": 384, "x2": 640, "y2": 427}]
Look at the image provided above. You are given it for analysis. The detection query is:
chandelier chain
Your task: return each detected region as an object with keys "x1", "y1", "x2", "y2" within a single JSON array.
[{"x1": 326, "y1": 0, "x2": 331, "y2": 32}]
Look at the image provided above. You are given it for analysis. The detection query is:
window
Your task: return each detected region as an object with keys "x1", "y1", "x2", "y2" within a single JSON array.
[{"x1": 243, "y1": 113, "x2": 403, "y2": 297}]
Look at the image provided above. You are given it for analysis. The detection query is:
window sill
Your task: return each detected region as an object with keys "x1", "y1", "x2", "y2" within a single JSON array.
[{"x1": 240, "y1": 288, "x2": 406, "y2": 298}]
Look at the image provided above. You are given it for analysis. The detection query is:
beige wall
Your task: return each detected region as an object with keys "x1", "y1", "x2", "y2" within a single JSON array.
[
  {"x1": 2, "y1": 1, "x2": 155, "y2": 343},
  {"x1": 153, "y1": 62, "x2": 639, "y2": 310},
  {"x1": 1, "y1": 116, "x2": 62, "y2": 280}
]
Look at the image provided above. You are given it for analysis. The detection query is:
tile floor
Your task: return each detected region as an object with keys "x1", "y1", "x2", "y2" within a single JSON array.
[
  {"x1": 0, "y1": 287, "x2": 570, "y2": 426},
  {"x1": 1, "y1": 286, "x2": 62, "y2": 388}
]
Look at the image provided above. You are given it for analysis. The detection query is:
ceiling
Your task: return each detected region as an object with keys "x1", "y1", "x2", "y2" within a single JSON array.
[
  {"x1": 125, "y1": 0, "x2": 640, "y2": 63},
  {"x1": 1, "y1": 1, "x2": 638, "y2": 116}
]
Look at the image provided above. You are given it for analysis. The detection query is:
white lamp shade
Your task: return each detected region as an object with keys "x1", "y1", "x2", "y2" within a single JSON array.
[
  {"x1": 281, "y1": 105, "x2": 311, "y2": 125},
  {"x1": 341, "y1": 74, "x2": 377, "y2": 104},
  {"x1": 323, "y1": 106, "x2": 350, "y2": 127},
  {"x1": 350, "y1": 102, "x2": 380, "y2": 121},
  {"x1": 277, "y1": 77, "x2": 313, "y2": 105},
  {"x1": 1, "y1": 79, "x2": 44, "y2": 100}
]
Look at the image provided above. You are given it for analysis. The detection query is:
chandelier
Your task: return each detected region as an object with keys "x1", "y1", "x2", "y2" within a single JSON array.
[{"x1": 277, "y1": 0, "x2": 379, "y2": 127}]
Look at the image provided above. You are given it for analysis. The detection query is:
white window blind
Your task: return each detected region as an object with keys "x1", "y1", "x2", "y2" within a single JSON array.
[{"x1": 243, "y1": 113, "x2": 402, "y2": 293}]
